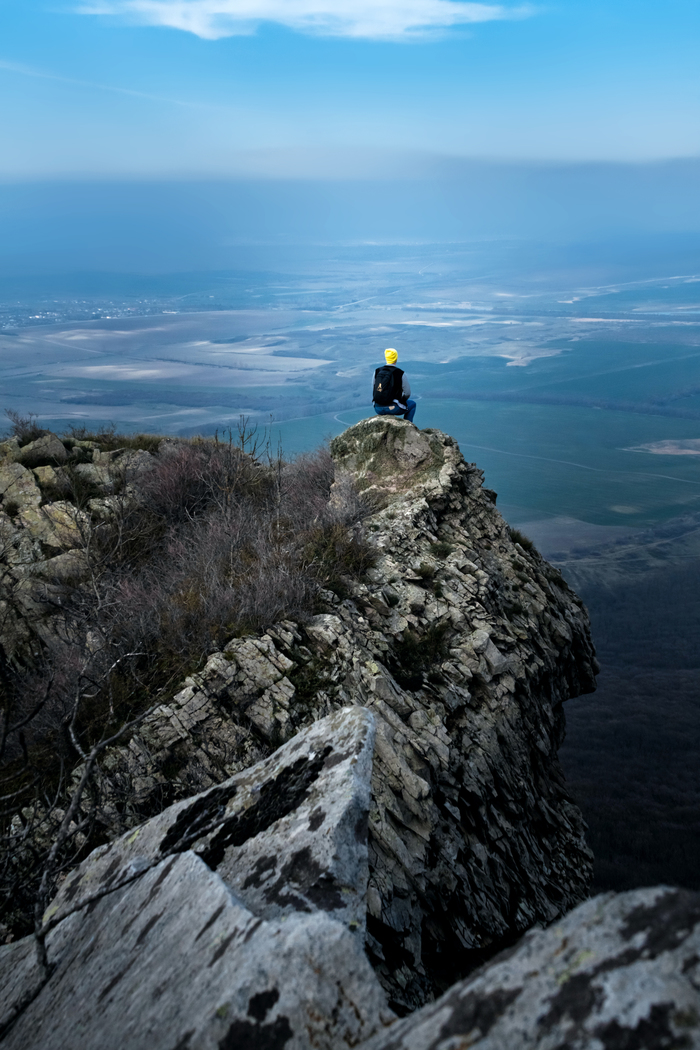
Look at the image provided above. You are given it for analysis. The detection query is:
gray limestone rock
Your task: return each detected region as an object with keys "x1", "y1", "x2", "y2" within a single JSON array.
[
  {"x1": 0, "y1": 419, "x2": 600, "y2": 1014},
  {"x1": 323, "y1": 419, "x2": 598, "y2": 1009},
  {"x1": 330, "y1": 418, "x2": 443, "y2": 505},
  {"x1": 93, "y1": 446, "x2": 155, "y2": 482},
  {"x1": 25, "y1": 548, "x2": 90, "y2": 583},
  {"x1": 72, "y1": 461, "x2": 114, "y2": 492},
  {"x1": 16, "y1": 433, "x2": 68, "y2": 469},
  {"x1": 0, "y1": 462, "x2": 41, "y2": 510},
  {"x1": 65, "y1": 630, "x2": 309, "y2": 818},
  {"x1": 1, "y1": 851, "x2": 393, "y2": 1050},
  {"x1": 359, "y1": 885, "x2": 700, "y2": 1050},
  {"x1": 46, "y1": 706, "x2": 376, "y2": 935},
  {"x1": 31, "y1": 465, "x2": 59, "y2": 488},
  {"x1": 87, "y1": 495, "x2": 126, "y2": 520},
  {"x1": 17, "y1": 502, "x2": 88, "y2": 554},
  {"x1": 0, "y1": 437, "x2": 20, "y2": 463},
  {"x1": 118, "y1": 448, "x2": 156, "y2": 474},
  {"x1": 0, "y1": 936, "x2": 44, "y2": 1034},
  {"x1": 43, "y1": 418, "x2": 598, "y2": 1012}
]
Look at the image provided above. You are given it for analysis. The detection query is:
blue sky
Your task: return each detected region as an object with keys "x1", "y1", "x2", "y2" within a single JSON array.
[{"x1": 1, "y1": 0, "x2": 700, "y2": 177}]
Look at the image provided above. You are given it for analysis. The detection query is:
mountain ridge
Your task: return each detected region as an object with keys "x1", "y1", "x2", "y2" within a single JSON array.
[{"x1": 2, "y1": 417, "x2": 698, "y2": 1048}]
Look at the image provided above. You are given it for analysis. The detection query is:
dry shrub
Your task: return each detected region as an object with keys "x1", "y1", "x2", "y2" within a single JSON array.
[
  {"x1": 103, "y1": 444, "x2": 371, "y2": 664},
  {"x1": 67, "y1": 424, "x2": 162, "y2": 455},
  {"x1": 4, "y1": 410, "x2": 46, "y2": 446}
]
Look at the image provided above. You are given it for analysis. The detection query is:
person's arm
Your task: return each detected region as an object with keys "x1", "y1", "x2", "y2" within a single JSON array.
[{"x1": 402, "y1": 374, "x2": 411, "y2": 398}]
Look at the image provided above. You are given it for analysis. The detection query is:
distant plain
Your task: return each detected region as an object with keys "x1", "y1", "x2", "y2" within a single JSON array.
[{"x1": 3, "y1": 241, "x2": 700, "y2": 537}]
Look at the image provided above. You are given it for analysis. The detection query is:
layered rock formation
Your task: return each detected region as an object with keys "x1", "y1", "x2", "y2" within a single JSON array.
[
  {"x1": 0, "y1": 710, "x2": 394, "y2": 1050},
  {"x1": 0, "y1": 432, "x2": 154, "y2": 660},
  {"x1": 3, "y1": 709, "x2": 698, "y2": 1050},
  {"x1": 326, "y1": 419, "x2": 598, "y2": 1008},
  {"x1": 13, "y1": 417, "x2": 597, "y2": 1012},
  {"x1": 3, "y1": 418, "x2": 696, "y2": 1047},
  {"x1": 5, "y1": 704, "x2": 698, "y2": 1049}
]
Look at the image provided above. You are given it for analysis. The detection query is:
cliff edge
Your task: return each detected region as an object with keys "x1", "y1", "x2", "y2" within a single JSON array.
[
  {"x1": 325, "y1": 418, "x2": 599, "y2": 1006},
  {"x1": 0, "y1": 417, "x2": 598, "y2": 1015},
  {"x1": 3, "y1": 420, "x2": 698, "y2": 1050}
]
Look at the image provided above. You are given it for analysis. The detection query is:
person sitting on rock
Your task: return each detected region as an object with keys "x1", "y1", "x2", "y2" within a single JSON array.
[{"x1": 372, "y1": 348, "x2": 416, "y2": 424}]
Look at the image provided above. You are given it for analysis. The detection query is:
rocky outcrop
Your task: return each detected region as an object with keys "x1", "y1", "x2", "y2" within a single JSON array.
[
  {"x1": 0, "y1": 432, "x2": 154, "y2": 663},
  {"x1": 0, "y1": 709, "x2": 394, "y2": 1050},
  {"x1": 325, "y1": 420, "x2": 597, "y2": 1008},
  {"x1": 47, "y1": 706, "x2": 376, "y2": 935},
  {"x1": 5, "y1": 418, "x2": 699, "y2": 1050},
  {"x1": 58, "y1": 417, "x2": 598, "y2": 1012},
  {"x1": 15, "y1": 433, "x2": 68, "y2": 470},
  {"x1": 3, "y1": 715, "x2": 697, "y2": 1050},
  {"x1": 361, "y1": 885, "x2": 700, "y2": 1050},
  {"x1": 1, "y1": 855, "x2": 390, "y2": 1050}
]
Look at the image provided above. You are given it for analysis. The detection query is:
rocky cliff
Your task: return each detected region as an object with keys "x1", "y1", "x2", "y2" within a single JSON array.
[
  {"x1": 3, "y1": 417, "x2": 696, "y2": 1049},
  {"x1": 3, "y1": 707, "x2": 698, "y2": 1050},
  {"x1": 318, "y1": 419, "x2": 597, "y2": 1008},
  {"x1": 1, "y1": 416, "x2": 597, "y2": 1011}
]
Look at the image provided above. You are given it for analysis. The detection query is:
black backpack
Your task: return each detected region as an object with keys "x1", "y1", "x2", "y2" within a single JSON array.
[{"x1": 373, "y1": 365, "x2": 404, "y2": 406}]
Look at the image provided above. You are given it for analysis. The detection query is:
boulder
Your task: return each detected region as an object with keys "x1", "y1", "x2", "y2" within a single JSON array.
[
  {"x1": 0, "y1": 462, "x2": 41, "y2": 510},
  {"x1": 330, "y1": 417, "x2": 444, "y2": 504},
  {"x1": 25, "y1": 549, "x2": 90, "y2": 584},
  {"x1": 31, "y1": 465, "x2": 59, "y2": 488},
  {"x1": 16, "y1": 433, "x2": 68, "y2": 469},
  {"x1": 359, "y1": 886, "x2": 700, "y2": 1050},
  {"x1": 0, "y1": 437, "x2": 20, "y2": 463},
  {"x1": 119, "y1": 449, "x2": 156, "y2": 474},
  {"x1": 93, "y1": 448, "x2": 155, "y2": 475},
  {"x1": 73, "y1": 462, "x2": 114, "y2": 492},
  {"x1": 16, "y1": 505, "x2": 63, "y2": 553},
  {"x1": 0, "y1": 708, "x2": 389, "y2": 1049},
  {"x1": 46, "y1": 706, "x2": 376, "y2": 936},
  {"x1": 18, "y1": 502, "x2": 87, "y2": 553},
  {"x1": 87, "y1": 496, "x2": 125, "y2": 520},
  {"x1": 79, "y1": 447, "x2": 155, "y2": 497},
  {"x1": 0, "y1": 852, "x2": 393, "y2": 1050}
]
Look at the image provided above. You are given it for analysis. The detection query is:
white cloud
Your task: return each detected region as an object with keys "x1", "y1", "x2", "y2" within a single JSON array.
[{"x1": 79, "y1": 0, "x2": 533, "y2": 41}]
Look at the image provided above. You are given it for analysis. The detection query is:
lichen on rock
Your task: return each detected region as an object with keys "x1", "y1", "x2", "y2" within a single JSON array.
[{"x1": 360, "y1": 884, "x2": 700, "y2": 1050}]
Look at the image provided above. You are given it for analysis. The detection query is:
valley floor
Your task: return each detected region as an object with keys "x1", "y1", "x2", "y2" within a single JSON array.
[{"x1": 556, "y1": 517, "x2": 700, "y2": 892}]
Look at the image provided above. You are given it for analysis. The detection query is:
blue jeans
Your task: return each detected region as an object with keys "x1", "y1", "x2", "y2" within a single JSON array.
[{"x1": 374, "y1": 400, "x2": 416, "y2": 424}]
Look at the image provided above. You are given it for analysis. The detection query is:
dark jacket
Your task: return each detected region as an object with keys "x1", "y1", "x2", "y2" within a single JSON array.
[{"x1": 372, "y1": 365, "x2": 411, "y2": 407}]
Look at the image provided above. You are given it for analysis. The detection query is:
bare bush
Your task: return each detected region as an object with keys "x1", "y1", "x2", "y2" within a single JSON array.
[
  {"x1": 67, "y1": 423, "x2": 162, "y2": 455},
  {"x1": 4, "y1": 410, "x2": 46, "y2": 446}
]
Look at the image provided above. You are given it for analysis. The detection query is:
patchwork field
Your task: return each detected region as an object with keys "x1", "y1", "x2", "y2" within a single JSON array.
[{"x1": 2, "y1": 244, "x2": 700, "y2": 532}]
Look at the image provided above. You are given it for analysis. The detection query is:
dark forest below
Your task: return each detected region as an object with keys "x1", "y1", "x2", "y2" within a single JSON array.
[{"x1": 559, "y1": 556, "x2": 700, "y2": 893}]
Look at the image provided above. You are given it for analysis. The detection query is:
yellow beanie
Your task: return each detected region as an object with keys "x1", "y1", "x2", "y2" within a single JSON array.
[{"x1": 384, "y1": 348, "x2": 398, "y2": 364}]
